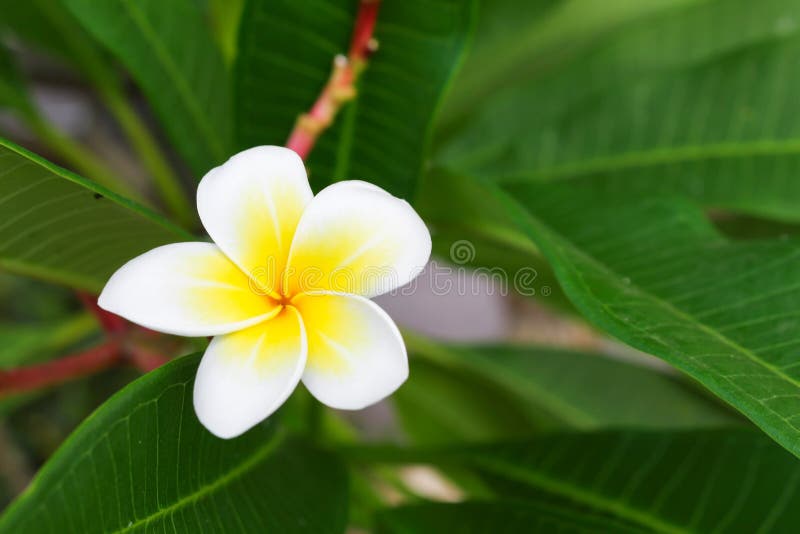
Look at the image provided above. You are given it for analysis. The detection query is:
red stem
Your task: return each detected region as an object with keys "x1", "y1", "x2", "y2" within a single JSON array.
[
  {"x1": 76, "y1": 291, "x2": 127, "y2": 333},
  {"x1": 0, "y1": 340, "x2": 122, "y2": 398},
  {"x1": 286, "y1": 0, "x2": 381, "y2": 159}
]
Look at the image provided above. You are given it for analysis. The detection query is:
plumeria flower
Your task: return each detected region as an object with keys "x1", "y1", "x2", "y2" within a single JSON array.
[{"x1": 98, "y1": 146, "x2": 431, "y2": 438}]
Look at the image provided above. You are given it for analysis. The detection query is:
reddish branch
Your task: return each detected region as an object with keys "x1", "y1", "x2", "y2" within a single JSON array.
[
  {"x1": 2, "y1": 0, "x2": 382, "y2": 397},
  {"x1": 0, "y1": 340, "x2": 122, "y2": 398},
  {"x1": 286, "y1": 0, "x2": 381, "y2": 159}
]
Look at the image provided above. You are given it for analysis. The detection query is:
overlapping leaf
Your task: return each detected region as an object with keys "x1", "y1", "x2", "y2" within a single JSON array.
[
  {"x1": 0, "y1": 138, "x2": 189, "y2": 291},
  {"x1": 438, "y1": 0, "x2": 800, "y2": 221},
  {"x1": 235, "y1": 0, "x2": 476, "y2": 199},
  {"x1": 0, "y1": 353, "x2": 349, "y2": 533}
]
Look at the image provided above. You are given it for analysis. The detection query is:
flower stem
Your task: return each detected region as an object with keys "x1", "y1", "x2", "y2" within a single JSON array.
[
  {"x1": 285, "y1": 0, "x2": 381, "y2": 159},
  {"x1": 96, "y1": 84, "x2": 195, "y2": 227}
]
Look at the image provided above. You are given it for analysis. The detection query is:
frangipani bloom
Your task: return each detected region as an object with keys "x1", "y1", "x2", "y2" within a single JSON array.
[{"x1": 98, "y1": 146, "x2": 431, "y2": 438}]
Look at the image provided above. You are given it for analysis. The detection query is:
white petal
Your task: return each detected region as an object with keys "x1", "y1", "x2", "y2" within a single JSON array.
[
  {"x1": 197, "y1": 146, "x2": 313, "y2": 295},
  {"x1": 193, "y1": 307, "x2": 307, "y2": 439},
  {"x1": 98, "y1": 242, "x2": 279, "y2": 336},
  {"x1": 293, "y1": 293, "x2": 408, "y2": 409},
  {"x1": 284, "y1": 181, "x2": 431, "y2": 298}
]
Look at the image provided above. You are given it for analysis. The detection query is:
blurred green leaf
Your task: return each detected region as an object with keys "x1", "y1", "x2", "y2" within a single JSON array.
[
  {"x1": 401, "y1": 336, "x2": 737, "y2": 443},
  {"x1": 0, "y1": 353, "x2": 349, "y2": 533},
  {"x1": 439, "y1": 0, "x2": 800, "y2": 221},
  {"x1": 377, "y1": 500, "x2": 644, "y2": 534},
  {"x1": 235, "y1": 0, "x2": 476, "y2": 199},
  {"x1": 0, "y1": 138, "x2": 189, "y2": 291},
  {"x1": 0, "y1": 313, "x2": 97, "y2": 369},
  {"x1": 472, "y1": 177, "x2": 800, "y2": 459},
  {"x1": 394, "y1": 357, "x2": 541, "y2": 445},
  {"x1": 433, "y1": 340, "x2": 736, "y2": 429},
  {"x1": 63, "y1": 0, "x2": 233, "y2": 176}
]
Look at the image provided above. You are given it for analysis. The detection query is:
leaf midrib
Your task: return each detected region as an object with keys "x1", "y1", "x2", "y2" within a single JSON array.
[
  {"x1": 113, "y1": 427, "x2": 288, "y2": 533},
  {"x1": 492, "y1": 138, "x2": 800, "y2": 183},
  {"x1": 499, "y1": 186, "x2": 800, "y2": 447},
  {"x1": 120, "y1": 0, "x2": 226, "y2": 162}
]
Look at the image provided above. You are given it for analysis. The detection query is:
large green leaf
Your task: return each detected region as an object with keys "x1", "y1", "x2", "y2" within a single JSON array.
[
  {"x1": 411, "y1": 338, "x2": 738, "y2": 431},
  {"x1": 0, "y1": 353, "x2": 349, "y2": 533},
  {"x1": 439, "y1": 0, "x2": 697, "y2": 131},
  {"x1": 463, "y1": 176, "x2": 800, "y2": 459},
  {"x1": 63, "y1": 0, "x2": 233, "y2": 176},
  {"x1": 0, "y1": 138, "x2": 189, "y2": 291},
  {"x1": 364, "y1": 429, "x2": 800, "y2": 532},
  {"x1": 377, "y1": 500, "x2": 644, "y2": 534},
  {"x1": 438, "y1": 0, "x2": 800, "y2": 221},
  {"x1": 235, "y1": 0, "x2": 476, "y2": 199}
]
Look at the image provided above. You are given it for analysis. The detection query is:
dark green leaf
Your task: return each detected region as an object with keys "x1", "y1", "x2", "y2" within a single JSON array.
[
  {"x1": 235, "y1": 0, "x2": 476, "y2": 198},
  {"x1": 0, "y1": 43, "x2": 34, "y2": 116},
  {"x1": 0, "y1": 353, "x2": 349, "y2": 533},
  {"x1": 63, "y1": 0, "x2": 233, "y2": 176},
  {"x1": 0, "y1": 138, "x2": 189, "y2": 291},
  {"x1": 377, "y1": 500, "x2": 644, "y2": 534},
  {"x1": 465, "y1": 430, "x2": 800, "y2": 533}
]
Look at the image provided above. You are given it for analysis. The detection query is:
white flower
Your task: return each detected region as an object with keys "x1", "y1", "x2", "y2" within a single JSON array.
[{"x1": 98, "y1": 146, "x2": 431, "y2": 438}]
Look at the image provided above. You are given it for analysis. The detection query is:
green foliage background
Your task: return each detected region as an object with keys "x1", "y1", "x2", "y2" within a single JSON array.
[{"x1": 2, "y1": 0, "x2": 800, "y2": 531}]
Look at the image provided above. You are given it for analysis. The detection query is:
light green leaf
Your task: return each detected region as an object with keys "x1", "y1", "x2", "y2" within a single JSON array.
[
  {"x1": 235, "y1": 0, "x2": 476, "y2": 198},
  {"x1": 0, "y1": 138, "x2": 189, "y2": 291},
  {"x1": 377, "y1": 500, "x2": 644, "y2": 534},
  {"x1": 0, "y1": 353, "x2": 349, "y2": 533},
  {"x1": 408, "y1": 337, "x2": 738, "y2": 432},
  {"x1": 438, "y1": 0, "x2": 800, "y2": 221},
  {"x1": 473, "y1": 177, "x2": 800, "y2": 459},
  {"x1": 0, "y1": 313, "x2": 98, "y2": 369},
  {"x1": 63, "y1": 0, "x2": 233, "y2": 176}
]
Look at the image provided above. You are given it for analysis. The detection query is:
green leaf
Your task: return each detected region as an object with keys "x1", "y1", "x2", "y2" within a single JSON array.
[
  {"x1": 438, "y1": 0, "x2": 800, "y2": 221},
  {"x1": 464, "y1": 429, "x2": 800, "y2": 533},
  {"x1": 377, "y1": 500, "x2": 644, "y2": 534},
  {"x1": 471, "y1": 177, "x2": 800, "y2": 459},
  {"x1": 409, "y1": 337, "x2": 739, "y2": 432},
  {"x1": 63, "y1": 0, "x2": 233, "y2": 176},
  {"x1": 235, "y1": 0, "x2": 476, "y2": 198},
  {"x1": 0, "y1": 353, "x2": 349, "y2": 533},
  {"x1": 393, "y1": 357, "x2": 542, "y2": 445},
  {"x1": 0, "y1": 138, "x2": 190, "y2": 291}
]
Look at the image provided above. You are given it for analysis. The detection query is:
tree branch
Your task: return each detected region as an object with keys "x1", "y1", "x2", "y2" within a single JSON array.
[{"x1": 285, "y1": 0, "x2": 381, "y2": 159}]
